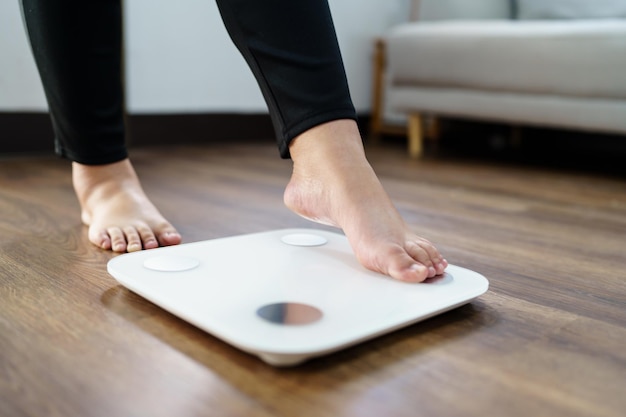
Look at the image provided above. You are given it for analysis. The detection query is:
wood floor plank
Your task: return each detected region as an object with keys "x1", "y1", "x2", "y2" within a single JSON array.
[{"x1": 1, "y1": 142, "x2": 624, "y2": 417}]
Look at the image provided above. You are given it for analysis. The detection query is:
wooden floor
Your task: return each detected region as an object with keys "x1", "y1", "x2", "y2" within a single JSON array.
[{"x1": 1, "y1": 141, "x2": 625, "y2": 417}]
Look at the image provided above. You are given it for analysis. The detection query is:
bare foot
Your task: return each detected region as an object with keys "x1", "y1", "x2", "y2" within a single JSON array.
[
  {"x1": 72, "y1": 159, "x2": 182, "y2": 253},
  {"x1": 284, "y1": 120, "x2": 447, "y2": 282}
]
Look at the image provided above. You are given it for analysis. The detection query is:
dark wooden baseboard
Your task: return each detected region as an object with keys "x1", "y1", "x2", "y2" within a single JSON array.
[
  {"x1": 0, "y1": 112, "x2": 54, "y2": 154},
  {"x1": 126, "y1": 113, "x2": 275, "y2": 147},
  {"x1": 0, "y1": 112, "x2": 277, "y2": 155},
  {"x1": 0, "y1": 112, "x2": 372, "y2": 156}
]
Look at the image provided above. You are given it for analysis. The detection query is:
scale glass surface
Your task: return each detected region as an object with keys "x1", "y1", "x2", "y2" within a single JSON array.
[{"x1": 107, "y1": 229, "x2": 489, "y2": 366}]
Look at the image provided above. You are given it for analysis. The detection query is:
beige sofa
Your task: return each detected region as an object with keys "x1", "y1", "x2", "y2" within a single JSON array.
[{"x1": 373, "y1": 0, "x2": 626, "y2": 157}]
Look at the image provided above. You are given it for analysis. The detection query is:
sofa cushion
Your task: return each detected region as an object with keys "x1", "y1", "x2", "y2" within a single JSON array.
[
  {"x1": 516, "y1": 0, "x2": 626, "y2": 20},
  {"x1": 387, "y1": 20, "x2": 626, "y2": 99},
  {"x1": 388, "y1": 86, "x2": 626, "y2": 135}
]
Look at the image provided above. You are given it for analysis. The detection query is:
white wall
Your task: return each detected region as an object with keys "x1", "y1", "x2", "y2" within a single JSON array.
[
  {"x1": 0, "y1": 0, "x2": 48, "y2": 110},
  {"x1": 0, "y1": 0, "x2": 410, "y2": 113}
]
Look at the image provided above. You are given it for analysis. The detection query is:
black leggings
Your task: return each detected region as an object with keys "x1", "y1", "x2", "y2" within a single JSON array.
[{"x1": 21, "y1": 0, "x2": 357, "y2": 164}]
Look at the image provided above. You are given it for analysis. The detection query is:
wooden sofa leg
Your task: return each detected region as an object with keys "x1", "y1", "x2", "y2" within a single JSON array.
[{"x1": 407, "y1": 113, "x2": 423, "y2": 158}]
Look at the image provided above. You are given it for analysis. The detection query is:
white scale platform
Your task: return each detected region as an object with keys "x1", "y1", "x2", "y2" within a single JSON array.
[{"x1": 107, "y1": 229, "x2": 489, "y2": 366}]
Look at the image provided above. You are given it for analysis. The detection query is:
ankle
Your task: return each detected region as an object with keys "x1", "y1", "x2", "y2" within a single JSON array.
[
  {"x1": 288, "y1": 119, "x2": 366, "y2": 169},
  {"x1": 73, "y1": 158, "x2": 134, "y2": 189},
  {"x1": 72, "y1": 159, "x2": 141, "y2": 208}
]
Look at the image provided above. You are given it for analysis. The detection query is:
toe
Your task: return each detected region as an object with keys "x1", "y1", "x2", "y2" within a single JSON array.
[
  {"x1": 89, "y1": 227, "x2": 112, "y2": 250},
  {"x1": 405, "y1": 241, "x2": 437, "y2": 277},
  {"x1": 436, "y1": 258, "x2": 449, "y2": 275},
  {"x1": 107, "y1": 227, "x2": 127, "y2": 253},
  {"x1": 375, "y1": 245, "x2": 430, "y2": 283},
  {"x1": 156, "y1": 224, "x2": 182, "y2": 247},
  {"x1": 123, "y1": 226, "x2": 142, "y2": 252},
  {"x1": 390, "y1": 261, "x2": 430, "y2": 283},
  {"x1": 407, "y1": 238, "x2": 447, "y2": 276},
  {"x1": 136, "y1": 224, "x2": 159, "y2": 250}
]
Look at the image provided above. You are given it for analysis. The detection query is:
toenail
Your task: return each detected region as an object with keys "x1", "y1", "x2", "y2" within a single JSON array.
[
  {"x1": 428, "y1": 266, "x2": 436, "y2": 276},
  {"x1": 410, "y1": 264, "x2": 425, "y2": 273}
]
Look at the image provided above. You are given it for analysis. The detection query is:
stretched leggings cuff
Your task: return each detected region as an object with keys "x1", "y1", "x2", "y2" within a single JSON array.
[{"x1": 55, "y1": 139, "x2": 128, "y2": 165}]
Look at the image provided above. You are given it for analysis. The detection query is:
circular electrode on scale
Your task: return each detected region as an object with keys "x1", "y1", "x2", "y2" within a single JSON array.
[
  {"x1": 424, "y1": 271, "x2": 454, "y2": 285},
  {"x1": 256, "y1": 302, "x2": 323, "y2": 325},
  {"x1": 143, "y1": 256, "x2": 200, "y2": 272},
  {"x1": 280, "y1": 233, "x2": 328, "y2": 247}
]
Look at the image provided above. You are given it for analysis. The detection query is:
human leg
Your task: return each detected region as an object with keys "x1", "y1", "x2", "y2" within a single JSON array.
[
  {"x1": 21, "y1": 0, "x2": 126, "y2": 164},
  {"x1": 216, "y1": 0, "x2": 447, "y2": 281},
  {"x1": 21, "y1": 0, "x2": 180, "y2": 251},
  {"x1": 215, "y1": 0, "x2": 357, "y2": 158}
]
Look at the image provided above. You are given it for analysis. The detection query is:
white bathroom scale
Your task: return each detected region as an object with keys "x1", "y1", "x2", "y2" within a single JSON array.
[{"x1": 107, "y1": 228, "x2": 489, "y2": 366}]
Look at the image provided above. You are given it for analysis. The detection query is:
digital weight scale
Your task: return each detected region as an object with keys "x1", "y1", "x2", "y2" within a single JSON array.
[{"x1": 107, "y1": 229, "x2": 489, "y2": 366}]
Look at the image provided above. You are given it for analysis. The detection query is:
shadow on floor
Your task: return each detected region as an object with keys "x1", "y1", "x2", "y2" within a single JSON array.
[{"x1": 373, "y1": 119, "x2": 626, "y2": 177}]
